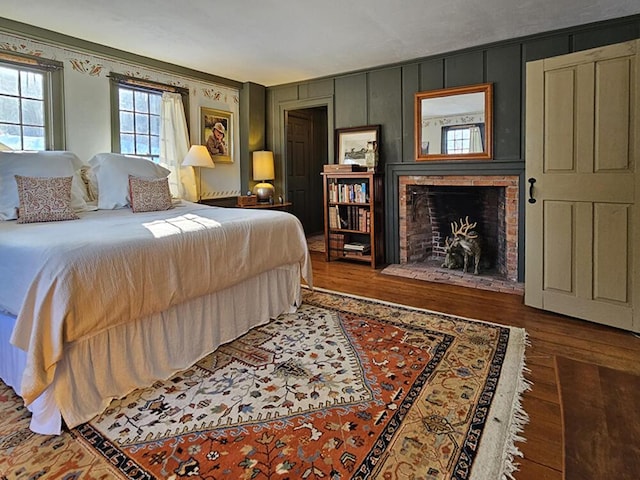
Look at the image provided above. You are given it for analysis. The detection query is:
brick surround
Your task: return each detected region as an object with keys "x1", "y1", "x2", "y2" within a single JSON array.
[{"x1": 398, "y1": 175, "x2": 519, "y2": 282}]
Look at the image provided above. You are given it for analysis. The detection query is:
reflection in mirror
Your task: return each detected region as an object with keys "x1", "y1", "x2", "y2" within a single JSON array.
[{"x1": 415, "y1": 83, "x2": 493, "y2": 161}]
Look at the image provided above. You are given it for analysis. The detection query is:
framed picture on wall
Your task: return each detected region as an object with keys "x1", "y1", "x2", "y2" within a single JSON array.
[
  {"x1": 336, "y1": 125, "x2": 380, "y2": 170},
  {"x1": 201, "y1": 107, "x2": 233, "y2": 163}
]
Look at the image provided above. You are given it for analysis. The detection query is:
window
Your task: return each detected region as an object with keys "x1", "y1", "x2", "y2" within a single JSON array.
[
  {"x1": 442, "y1": 124, "x2": 485, "y2": 155},
  {"x1": 110, "y1": 74, "x2": 189, "y2": 163},
  {"x1": 445, "y1": 127, "x2": 471, "y2": 154},
  {"x1": 0, "y1": 54, "x2": 64, "y2": 151},
  {"x1": 117, "y1": 86, "x2": 161, "y2": 161}
]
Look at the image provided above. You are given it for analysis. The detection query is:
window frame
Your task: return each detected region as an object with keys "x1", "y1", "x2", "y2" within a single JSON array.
[
  {"x1": 0, "y1": 51, "x2": 65, "y2": 150},
  {"x1": 441, "y1": 123, "x2": 485, "y2": 155},
  {"x1": 109, "y1": 73, "x2": 189, "y2": 161}
]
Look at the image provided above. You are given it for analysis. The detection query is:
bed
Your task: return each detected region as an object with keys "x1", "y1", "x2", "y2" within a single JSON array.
[{"x1": 0, "y1": 195, "x2": 311, "y2": 435}]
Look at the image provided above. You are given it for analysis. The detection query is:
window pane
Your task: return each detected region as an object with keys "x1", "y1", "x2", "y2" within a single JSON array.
[
  {"x1": 135, "y1": 135, "x2": 149, "y2": 155},
  {"x1": 150, "y1": 135, "x2": 160, "y2": 155},
  {"x1": 120, "y1": 111, "x2": 134, "y2": 133},
  {"x1": 119, "y1": 88, "x2": 133, "y2": 111},
  {"x1": 120, "y1": 133, "x2": 135, "y2": 154},
  {"x1": 149, "y1": 94, "x2": 161, "y2": 115},
  {"x1": 134, "y1": 91, "x2": 148, "y2": 113},
  {"x1": 20, "y1": 71, "x2": 43, "y2": 99},
  {"x1": 150, "y1": 114, "x2": 160, "y2": 135},
  {"x1": 22, "y1": 125, "x2": 45, "y2": 150},
  {"x1": 0, "y1": 123, "x2": 22, "y2": 150},
  {"x1": 0, "y1": 66, "x2": 19, "y2": 96},
  {"x1": 0, "y1": 95, "x2": 19, "y2": 123},
  {"x1": 135, "y1": 113, "x2": 149, "y2": 134},
  {"x1": 22, "y1": 99, "x2": 44, "y2": 126}
]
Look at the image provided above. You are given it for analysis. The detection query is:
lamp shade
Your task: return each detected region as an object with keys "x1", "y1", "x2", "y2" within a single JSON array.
[
  {"x1": 182, "y1": 145, "x2": 215, "y2": 168},
  {"x1": 252, "y1": 151, "x2": 275, "y2": 181}
]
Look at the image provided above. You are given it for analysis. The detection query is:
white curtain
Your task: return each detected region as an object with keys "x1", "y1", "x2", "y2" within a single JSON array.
[
  {"x1": 160, "y1": 92, "x2": 197, "y2": 201},
  {"x1": 469, "y1": 125, "x2": 484, "y2": 153}
]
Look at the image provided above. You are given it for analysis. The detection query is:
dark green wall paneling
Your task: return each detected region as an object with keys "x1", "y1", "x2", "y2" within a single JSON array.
[
  {"x1": 240, "y1": 82, "x2": 266, "y2": 193},
  {"x1": 300, "y1": 79, "x2": 334, "y2": 100},
  {"x1": 266, "y1": 14, "x2": 640, "y2": 273},
  {"x1": 419, "y1": 58, "x2": 444, "y2": 91},
  {"x1": 402, "y1": 64, "x2": 419, "y2": 163},
  {"x1": 486, "y1": 44, "x2": 522, "y2": 161},
  {"x1": 334, "y1": 74, "x2": 367, "y2": 128},
  {"x1": 445, "y1": 51, "x2": 485, "y2": 87},
  {"x1": 368, "y1": 68, "x2": 403, "y2": 167},
  {"x1": 573, "y1": 21, "x2": 640, "y2": 52},
  {"x1": 522, "y1": 35, "x2": 570, "y2": 62}
]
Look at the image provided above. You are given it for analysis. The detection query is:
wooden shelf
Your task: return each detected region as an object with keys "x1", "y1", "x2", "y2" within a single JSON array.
[{"x1": 322, "y1": 171, "x2": 384, "y2": 268}]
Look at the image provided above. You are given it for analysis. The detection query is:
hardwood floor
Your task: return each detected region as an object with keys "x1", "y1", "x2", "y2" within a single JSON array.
[{"x1": 309, "y1": 252, "x2": 640, "y2": 480}]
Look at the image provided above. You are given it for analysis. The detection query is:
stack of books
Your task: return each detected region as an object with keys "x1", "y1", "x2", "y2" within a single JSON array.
[{"x1": 343, "y1": 242, "x2": 371, "y2": 255}]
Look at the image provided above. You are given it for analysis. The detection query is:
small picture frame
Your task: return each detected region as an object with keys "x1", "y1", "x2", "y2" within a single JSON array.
[
  {"x1": 201, "y1": 107, "x2": 233, "y2": 163},
  {"x1": 336, "y1": 125, "x2": 380, "y2": 170}
]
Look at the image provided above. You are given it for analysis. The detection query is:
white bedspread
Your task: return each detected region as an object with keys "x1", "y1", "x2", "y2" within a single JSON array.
[{"x1": 0, "y1": 202, "x2": 311, "y2": 407}]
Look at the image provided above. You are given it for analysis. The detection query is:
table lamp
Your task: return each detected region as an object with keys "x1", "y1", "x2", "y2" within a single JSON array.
[
  {"x1": 182, "y1": 145, "x2": 215, "y2": 201},
  {"x1": 252, "y1": 150, "x2": 275, "y2": 203}
]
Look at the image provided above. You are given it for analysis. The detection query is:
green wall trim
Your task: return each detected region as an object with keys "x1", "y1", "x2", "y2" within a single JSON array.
[{"x1": 0, "y1": 16, "x2": 243, "y2": 89}]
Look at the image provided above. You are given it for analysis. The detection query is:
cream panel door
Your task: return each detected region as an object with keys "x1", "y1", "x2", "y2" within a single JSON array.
[{"x1": 525, "y1": 40, "x2": 639, "y2": 333}]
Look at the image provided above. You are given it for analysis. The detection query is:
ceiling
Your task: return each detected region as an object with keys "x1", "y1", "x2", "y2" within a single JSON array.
[{"x1": 1, "y1": 1, "x2": 639, "y2": 87}]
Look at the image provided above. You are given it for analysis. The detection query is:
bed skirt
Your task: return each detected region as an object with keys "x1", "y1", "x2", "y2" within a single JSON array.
[{"x1": 0, "y1": 263, "x2": 303, "y2": 435}]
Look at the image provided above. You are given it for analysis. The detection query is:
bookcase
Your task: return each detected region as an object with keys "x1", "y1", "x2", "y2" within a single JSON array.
[{"x1": 322, "y1": 171, "x2": 384, "y2": 268}]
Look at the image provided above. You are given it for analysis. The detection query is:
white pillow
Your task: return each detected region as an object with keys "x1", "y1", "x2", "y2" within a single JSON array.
[
  {"x1": 88, "y1": 153, "x2": 171, "y2": 209},
  {"x1": 0, "y1": 151, "x2": 89, "y2": 221}
]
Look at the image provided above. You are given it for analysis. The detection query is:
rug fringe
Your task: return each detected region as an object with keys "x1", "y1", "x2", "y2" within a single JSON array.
[{"x1": 501, "y1": 332, "x2": 533, "y2": 480}]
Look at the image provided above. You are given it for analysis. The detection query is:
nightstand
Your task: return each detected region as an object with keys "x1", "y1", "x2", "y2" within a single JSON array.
[{"x1": 237, "y1": 201, "x2": 292, "y2": 211}]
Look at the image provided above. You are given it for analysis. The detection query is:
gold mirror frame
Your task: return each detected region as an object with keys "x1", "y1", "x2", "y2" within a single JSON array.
[{"x1": 415, "y1": 83, "x2": 493, "y2": 161}]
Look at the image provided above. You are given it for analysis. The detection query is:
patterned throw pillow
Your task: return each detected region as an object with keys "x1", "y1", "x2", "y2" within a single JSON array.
[
  {"x1": 14, "y1": 175, "x2": 80, "y2": 224},
  {"x1": 128, "y1": 175, "x2": 173, "y2": 213}
]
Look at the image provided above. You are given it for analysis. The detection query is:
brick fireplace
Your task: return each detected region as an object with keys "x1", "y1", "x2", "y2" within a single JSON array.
[{"x1": 394, "y1": 174, "x2": 520, "y2": 290}]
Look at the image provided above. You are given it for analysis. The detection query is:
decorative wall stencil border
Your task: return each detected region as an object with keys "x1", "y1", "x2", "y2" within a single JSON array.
[
  {"x1": 69, "y1": 58, "x2": 104, "y2": 76},
  {"x1": 422, "y1": 112, "x2": 484, "y2": 128},
  {"x1": 0, "y1": 41, "x2": 43, "y2": 57},
  {"x1": 202, "y1": 88, "x2": 240, "y2": 104}
]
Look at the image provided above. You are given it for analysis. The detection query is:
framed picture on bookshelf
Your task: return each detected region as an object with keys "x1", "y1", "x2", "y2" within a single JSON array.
[{"x1": 335, "y1": 125, "x2": 380, "y2": 170}]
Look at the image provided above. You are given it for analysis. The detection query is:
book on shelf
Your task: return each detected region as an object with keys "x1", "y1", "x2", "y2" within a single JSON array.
[
  {"x1": 333, "y1": 205, "x2": 370, "y2": 232},
  {"x1": 343, "y1": 242, "x2": 371, "y2": 253},
  {"x1": 329, "y1": 233, "x2": 345, "y2": 253},
  {"x1": 329, "y1": 181, "x2": 369, "y2": 203},
  {"x1": 323, "y1": 164, "x2": 367, "y2": 173}
]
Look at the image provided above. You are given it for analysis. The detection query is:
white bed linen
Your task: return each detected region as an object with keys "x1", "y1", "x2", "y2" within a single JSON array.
[
  {"x1": 0, "y1": 264, "x2": 303, "y2": 434},
  {"x1": 0, "y1": 202, "x2": 311, "y2": 416}
]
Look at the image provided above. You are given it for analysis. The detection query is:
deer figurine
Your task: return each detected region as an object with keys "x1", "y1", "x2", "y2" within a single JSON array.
[{"x1": 450, "y1": 216, "x2": 482, "y2": 274}]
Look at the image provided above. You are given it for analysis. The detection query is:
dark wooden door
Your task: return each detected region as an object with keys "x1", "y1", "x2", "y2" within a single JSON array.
[{"x1": 286, "y1": 108, "x2": 326, "y2": 235}]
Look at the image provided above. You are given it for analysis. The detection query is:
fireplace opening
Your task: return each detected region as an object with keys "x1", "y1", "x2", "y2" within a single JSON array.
[{"x1": 407, "y1": 185, "x2": 505, "y2": 276}]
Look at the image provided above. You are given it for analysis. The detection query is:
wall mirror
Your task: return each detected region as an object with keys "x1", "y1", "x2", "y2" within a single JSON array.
[{"x1": 415, "y1": 83, "x2": 493, "y2": 161}]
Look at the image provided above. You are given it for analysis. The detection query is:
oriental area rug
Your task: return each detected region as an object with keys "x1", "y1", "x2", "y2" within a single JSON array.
[{"x1": 0, "y1": 288, "x2": 529, "y2": 480}]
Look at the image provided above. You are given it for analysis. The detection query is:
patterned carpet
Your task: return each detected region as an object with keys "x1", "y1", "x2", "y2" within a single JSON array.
[{"x1": 0, "y1": 289, "x2": 529, "y2": 479}]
